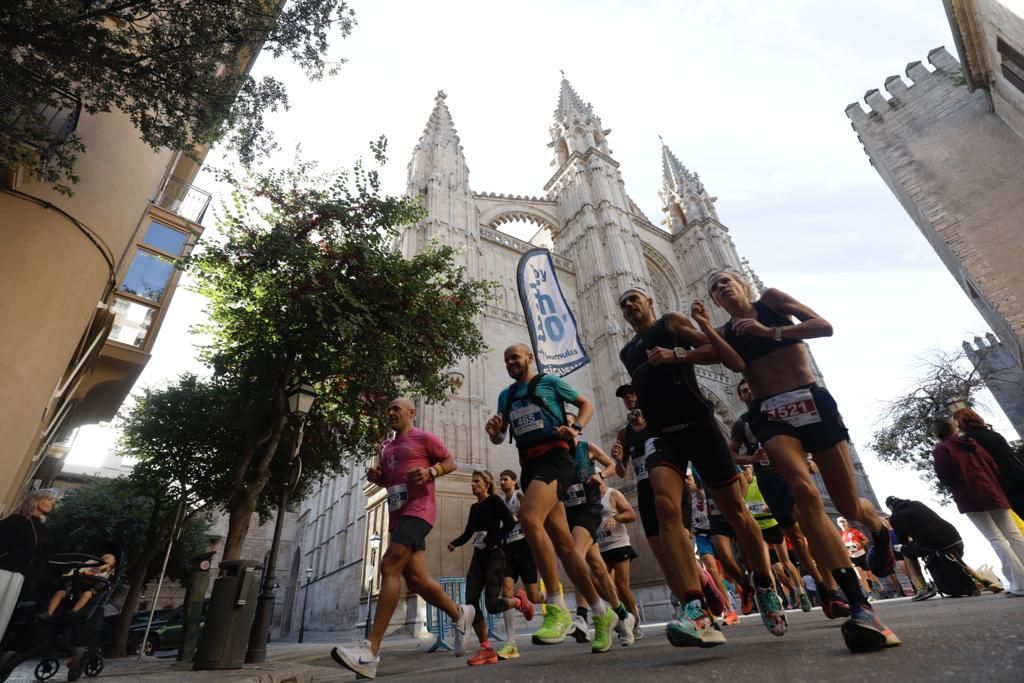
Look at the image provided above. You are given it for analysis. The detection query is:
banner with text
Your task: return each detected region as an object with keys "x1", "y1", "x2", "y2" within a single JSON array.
[{"x1": 516, "y1": 248, "x2": 590, "y2": 377}]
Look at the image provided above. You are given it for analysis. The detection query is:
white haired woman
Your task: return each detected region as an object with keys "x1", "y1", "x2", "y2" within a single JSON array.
[{"x1": 0, "y1": 489, "x2": 59, "y2": 641}]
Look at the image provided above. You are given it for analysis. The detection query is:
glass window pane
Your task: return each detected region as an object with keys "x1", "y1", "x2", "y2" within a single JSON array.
[
  {"x1": 108, "y1": 297, "x2": 156, "y2": 348},
  {"x1": 119, "y1": 250, "x2": 175, "y2": 302},
  {"x1": 142, "y1": 220, "x2": 188, "y2": 255}
]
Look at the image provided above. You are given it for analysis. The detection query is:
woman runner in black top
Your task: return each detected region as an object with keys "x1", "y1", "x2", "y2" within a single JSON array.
[
  {"x1": 448, "y1": 470, "x2": 532, "y2": 665},
  {"x1": 698, "y1": 270, "x2": 900, "y2": 653}
]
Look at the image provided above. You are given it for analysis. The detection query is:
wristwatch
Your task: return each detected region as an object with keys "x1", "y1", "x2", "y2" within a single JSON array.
[
  {"x1": 673, "y1": 347, "x2": 688, "y2": 361},
  {"x1": 570, "y1": 422, "x2": 584, "y2": 433},
  {"x1": 428, "y1": 466, "x2": 438, "y2": 480},
  {"x1": 772, "y1": 326, "x2": 783, "y2": 341}
]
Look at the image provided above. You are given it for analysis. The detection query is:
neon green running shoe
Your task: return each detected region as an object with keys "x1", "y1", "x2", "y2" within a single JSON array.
[
  {"x1": 496, "y1": 644, "x2": 519, "y2": 660},
  {"x1": 531, "y1": 604, "x2": 571, "y2": 645},
  {"x1": 591, "y1": 609, "x2": 620, "y2": 653}
]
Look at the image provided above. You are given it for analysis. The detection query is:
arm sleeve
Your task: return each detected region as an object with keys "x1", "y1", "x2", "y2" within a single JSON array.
[
  {"x1": 932, "y1": 445, "x2": 953, "y2": 486},
  {"x1": 495, "y1": 496, "x2": 515, "y2": 534},
  {"x1": 450, "y1": 505, "x2": 476, "y2": 548}
]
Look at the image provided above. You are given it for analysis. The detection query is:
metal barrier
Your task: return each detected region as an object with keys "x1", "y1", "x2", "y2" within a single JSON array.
[{"x1": 425, "y1": 576, "x2": 502, "y2": 652}]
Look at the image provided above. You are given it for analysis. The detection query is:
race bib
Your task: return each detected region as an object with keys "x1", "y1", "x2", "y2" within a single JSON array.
[
  {"x1": 596, "y1": 526, "x2": 612, "y2": 543},
  {"x1": 761, "y1": 388, "x2": 822, "y2": 428},
  {"x1": 387, "y1": 484, "x2": 408, "y2": 510},
  {"x1": 563, "y1": 483, "x2": 585, "y2": 507},
  {"x1": 472, "y1": 530, "x2": 487, "y2": 549},
  {"x1": 747, "y1": 501, "x2": 768, "y2": 515},
  {"x1": 506, "y1": 523, "x2": 525, "y2": 543},
  {"x1": 510, "y1": 403, "x2": 545, "y2": 436},
  {"x1": 692, "y1": 504, "x2": 710, "y2": 532},
  {"x1": 632, "y1": 454, "x2": 648, "y2": 481}
]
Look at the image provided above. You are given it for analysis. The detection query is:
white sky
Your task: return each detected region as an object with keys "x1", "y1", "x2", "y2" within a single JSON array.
[{"x1": 70, "y1": 0, "x2": 1022, "y2": 581}]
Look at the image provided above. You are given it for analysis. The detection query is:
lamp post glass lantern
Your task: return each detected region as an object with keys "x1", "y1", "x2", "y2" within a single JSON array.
[
  {"x1": 364, "y1": 532, "x2": 382, "y2": 637},
  {"x1": 298, "y1": 566, "x2": 314, "y2": 643},
  {"x1": 287, "y1": 383, "x2": 317, "y2": 417}
]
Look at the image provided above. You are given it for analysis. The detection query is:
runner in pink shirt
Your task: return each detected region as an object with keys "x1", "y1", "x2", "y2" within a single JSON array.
[{"x1": 332, "y1": 398, "x2": 474, "y2": 679}]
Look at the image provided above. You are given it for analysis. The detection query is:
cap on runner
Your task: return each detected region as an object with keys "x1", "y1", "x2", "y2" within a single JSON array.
[{"x1": 618, "y1": 286, "x2": 653, "y2": 305}]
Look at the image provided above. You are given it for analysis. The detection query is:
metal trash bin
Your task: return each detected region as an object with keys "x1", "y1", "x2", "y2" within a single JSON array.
[{"x1": 192, "y1": 560, "x2": 263, "y2": 670}]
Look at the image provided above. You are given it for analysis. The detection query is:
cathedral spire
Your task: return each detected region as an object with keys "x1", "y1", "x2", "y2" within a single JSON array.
[
  {"x1": 658, "y1": 137, "x2": 718, "y2": 231},
  {"x1": 555, "y1": 75, "x2": 595, "y2": 126},
  {"x1": 549, "y1": 76, "x2": 611, "y2": 168},
  {"x1": 408, "y1": 90, "x2": 469, "y2": 195}
]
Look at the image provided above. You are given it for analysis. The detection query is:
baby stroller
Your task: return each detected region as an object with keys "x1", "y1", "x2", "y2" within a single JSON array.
[
  {"x1": 919, "y1": 540, "x2": 983, "y2": 598},
  {"x1": 0, "y1": 542, "x2": 124, "y2": 682}
]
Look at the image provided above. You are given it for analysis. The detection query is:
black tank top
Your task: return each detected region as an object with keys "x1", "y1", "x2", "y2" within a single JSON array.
[
  {"x1": 619, "y1": 316, "x2": 712, "y2": 430},
  {"x1": 624, "y1": 424, "x2": 655, "y2": 466},
  {"x1": 721, "y1": 300, "x2": 802, "y2": 363}
]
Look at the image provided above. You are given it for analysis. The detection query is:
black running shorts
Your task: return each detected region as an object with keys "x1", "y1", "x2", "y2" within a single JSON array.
[
  {"x1": 753, "y1": 466, "x2": 797, "y2": 528},
  {"x1": 390, "y1": 515, "x2": 432, "y2": 552},
  {"x1": 636, "y1": 451, "x2": 692, "y2": 538},
  {"x1": 708, "y1": 515, "x2": 736, "y2": 538},
  {"x1": 648, "y1": 419, "x2": 739, "y2": 489},
  {"x1": 566, "y1": 502, "x2": 603, "y2": 542},
  {"x1": 600, "y1": 545, "x2": 638, "y2": 565},
  {"x1": 748, "y1": 383, "x2": 850, "y2": 454},
  {"x1": 521, "y1": 446, "x2": 575, "y2": 499},
  {"x1": 760, "y1": 523, "x2": 785, "y2": 545},
  {"x1": 850, "y1": 553, "x2": 869, "y2": 571},
  {"x1": 503, "y1": 539, "x2": 538, "y2": 584}
]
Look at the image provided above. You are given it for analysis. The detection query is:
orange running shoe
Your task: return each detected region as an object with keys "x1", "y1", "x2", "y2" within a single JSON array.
[
  {"x1": 468, "y1": 647, "x2": 499, "y2": 666},
  {"x1": 515, "y1": 588, "x2": 534, "y2": 621},
  {"x1": 723, "y1": 610, "x2": 740, "y2": 626}
]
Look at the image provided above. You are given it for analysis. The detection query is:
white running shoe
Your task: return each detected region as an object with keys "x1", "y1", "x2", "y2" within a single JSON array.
[
  {"x1": 616, "y1": 611, "x2": 636, "y2": 646},
  {"x1": 453, "y1": 604, "x2": 475, "y2": 656},
  {"x1": 331, "y1": 639, "x2": 380, "y2": 679},
  {"x1": 633, "y1": 621, "x2": 644, "y2": 640},
  {"x1": 570, "y1": 613, "x2": 592, "y2": 643}
]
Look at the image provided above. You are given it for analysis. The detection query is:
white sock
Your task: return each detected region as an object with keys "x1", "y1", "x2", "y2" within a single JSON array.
[
  {"x1": 590, "y1": 597, "x2": 607, "y2": 616},
  {"x1": 504, "y1": 609, "x2": 516, "y2": 646},
  {"x1": 551, "y1": 589, "x2": 568, "y2": 611}
]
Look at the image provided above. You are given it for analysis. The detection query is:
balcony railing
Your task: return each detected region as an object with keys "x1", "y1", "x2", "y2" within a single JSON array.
[{"x1": 155, "y1": 175, "x2": 212, "y2": 223}]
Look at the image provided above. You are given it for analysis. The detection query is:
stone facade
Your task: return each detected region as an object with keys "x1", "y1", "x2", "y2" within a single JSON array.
[
  {"x1": 289, "y1": 80, "x2": 881, "y2": 636},
  {"x1": 846, "y1": 2, "x2": 1024, "y2": 416}
]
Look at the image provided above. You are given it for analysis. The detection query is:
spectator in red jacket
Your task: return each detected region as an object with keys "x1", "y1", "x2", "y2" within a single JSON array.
[{"x1": 932, "y1": 418, "x2": 1024, "y2": 596}]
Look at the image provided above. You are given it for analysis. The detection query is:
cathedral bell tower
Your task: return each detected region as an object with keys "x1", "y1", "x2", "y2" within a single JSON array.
[
  {"x1": 545, "y1": 77, "x2": 653, "y2": 442},
  {"x1": 399, "y1": 91, "x2": 488, "y2": 466}
]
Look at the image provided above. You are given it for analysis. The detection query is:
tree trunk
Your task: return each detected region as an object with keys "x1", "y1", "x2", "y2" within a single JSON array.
[
  {"x1": 107, "y1": 543, "x2": 162, "y2": 658},
  {"x1": 221, "y1": 487, "x2": 262, "y2": 561}
]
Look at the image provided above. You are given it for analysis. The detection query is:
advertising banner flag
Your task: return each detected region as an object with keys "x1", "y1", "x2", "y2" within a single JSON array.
[{"x1": 516, "y1": 248, "x2": 590, "y2": 377}]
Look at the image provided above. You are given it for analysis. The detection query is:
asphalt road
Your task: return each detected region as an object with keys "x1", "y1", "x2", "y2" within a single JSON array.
[{"x1": 275, "y1": 594, "x2": 1024, "y2": 682}]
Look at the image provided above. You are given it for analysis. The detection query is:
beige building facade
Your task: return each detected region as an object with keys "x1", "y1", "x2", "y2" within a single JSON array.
[
  {"x1": 846, "y1": 1, "x2": 1024, "y2": 432},
  {"x1": 0, "y1": 101, "x2": 211, "y2": 513}
]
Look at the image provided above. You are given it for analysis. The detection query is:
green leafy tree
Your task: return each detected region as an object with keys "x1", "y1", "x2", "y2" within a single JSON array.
[
  {"x1": 0, "y1": 0, "x2": 355, "y2": 193},
  {"x1": 871, "y1": 348, "x2": 988, "y2": 501},
  {"x1": 38, "y1": 478, "x2": 209, "y2": 657},
  {"x1": 183, "y1": 141, "x2": 494, "y2": 560}
]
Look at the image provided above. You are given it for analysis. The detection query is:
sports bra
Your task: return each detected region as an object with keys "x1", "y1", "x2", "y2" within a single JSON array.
[{"x1": 721, "y1": 300, "x2": 802, "y2": 363}]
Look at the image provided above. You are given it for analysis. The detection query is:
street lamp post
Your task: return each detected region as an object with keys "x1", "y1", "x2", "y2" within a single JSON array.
[
  {"x1": 245, "y1": 383, "x2": 317, "y2": 663},
  {"x1": 363, "y1": 532, "x2": 382, "y2": 638},
  {"x1": 298, "y1": 566, "x2": 314, "y2": 643}
]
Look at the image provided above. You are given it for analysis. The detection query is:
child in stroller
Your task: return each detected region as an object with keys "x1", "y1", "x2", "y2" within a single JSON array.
[
  {"x1": 0, "y1": 543, "x2": 123, "y2": 682},
  {"x1": 43, "y1": 554, "x2": 117, "y2": 619}
]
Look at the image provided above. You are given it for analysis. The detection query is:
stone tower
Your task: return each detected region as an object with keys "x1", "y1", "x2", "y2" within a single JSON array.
[{"x1": 964, "y1": 334, "x2": 1024, "y2": 435}]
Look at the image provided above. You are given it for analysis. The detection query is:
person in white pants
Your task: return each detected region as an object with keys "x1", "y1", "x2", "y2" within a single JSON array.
[{"x1": 932, "y1": 417, "x2": 1024, "y2": 595}]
